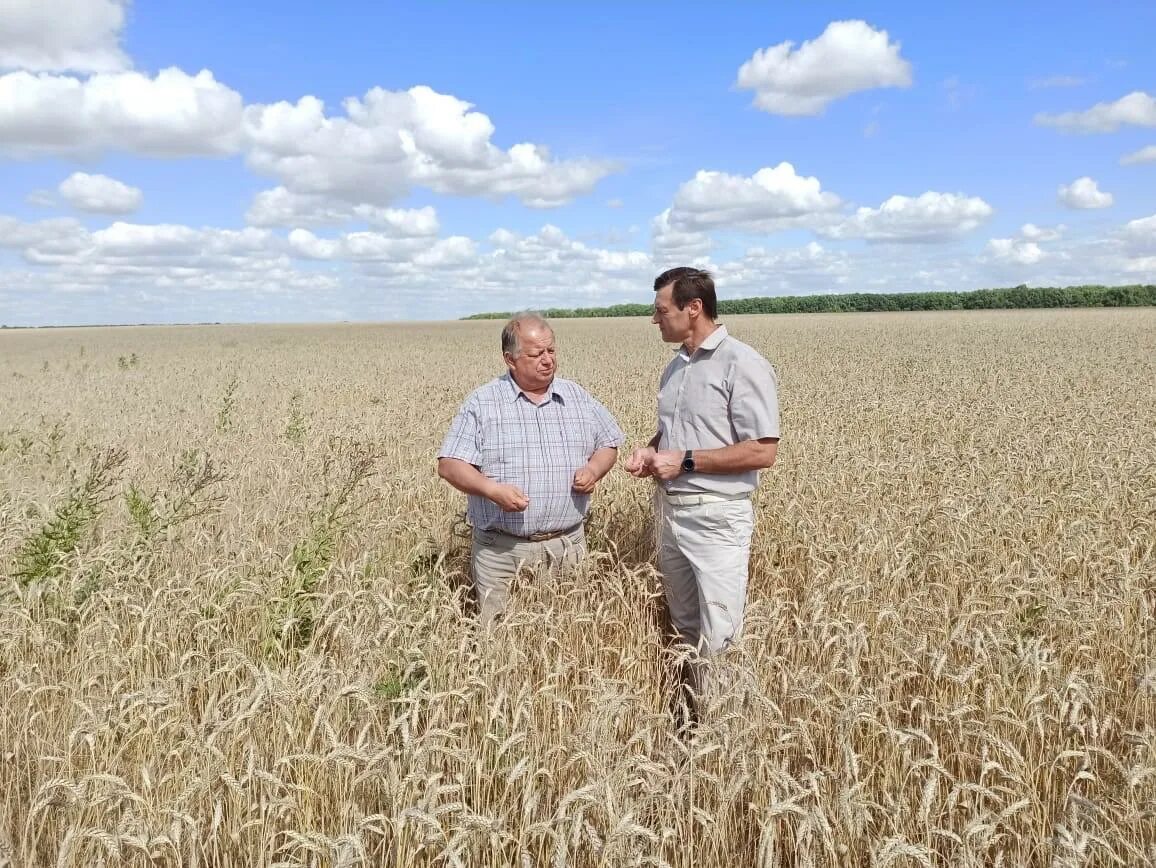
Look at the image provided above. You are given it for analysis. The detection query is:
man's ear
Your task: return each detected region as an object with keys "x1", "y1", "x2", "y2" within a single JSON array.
[{"x1": 687, "y1": 298, "x2": 703, "y2": 318}]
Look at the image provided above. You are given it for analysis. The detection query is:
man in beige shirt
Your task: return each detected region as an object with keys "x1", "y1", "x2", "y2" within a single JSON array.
[{"x1": 626, "y1": 267, "x2": 780, "y2": 721}]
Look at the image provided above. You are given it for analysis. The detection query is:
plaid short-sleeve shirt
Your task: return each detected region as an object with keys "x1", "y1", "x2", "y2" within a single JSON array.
[{"x1": 438, "y1": 374, "x2": 625, "y2": 535}]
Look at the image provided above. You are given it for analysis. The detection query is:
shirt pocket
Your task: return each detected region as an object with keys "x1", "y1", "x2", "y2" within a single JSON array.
[
  {"x1": 479, "y1": 414, "x2": 511, "y2": 477},
  {"x1": 556, "y1": 413, "x2": 591, "y2": 468}
]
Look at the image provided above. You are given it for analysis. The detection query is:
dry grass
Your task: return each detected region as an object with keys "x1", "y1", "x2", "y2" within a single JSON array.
[{"x1": 1, "y1": 309, "x2": 1153, "y2": 867}]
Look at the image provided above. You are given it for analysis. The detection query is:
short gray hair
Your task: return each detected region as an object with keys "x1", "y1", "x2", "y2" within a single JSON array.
[{"x1": 501, "y1": 312, "x2": 553, "y2": 356}]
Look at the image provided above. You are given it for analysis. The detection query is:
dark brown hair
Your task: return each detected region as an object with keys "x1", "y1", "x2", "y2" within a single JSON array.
[{"x1": 653, "y1": 267, "x2": 717, "y2": 320}]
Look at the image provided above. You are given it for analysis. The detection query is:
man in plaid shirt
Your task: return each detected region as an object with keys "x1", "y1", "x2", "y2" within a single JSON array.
[{"x1": 438, "y1": 312, "x2": 625, "y2": 626}]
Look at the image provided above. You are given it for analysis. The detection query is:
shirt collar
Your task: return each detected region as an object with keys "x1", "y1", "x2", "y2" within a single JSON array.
[
  {"x1": 676, "y1": 323, "x2": 728, "y2": 359},
  {"x1": 503, "y1": 372, "x2": 562, "y2": 403}
]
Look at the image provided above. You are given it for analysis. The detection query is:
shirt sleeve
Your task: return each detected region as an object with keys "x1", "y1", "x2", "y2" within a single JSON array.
[
  {"x1": 437, "y1": 396, "x2": 484, "y2": 465},
  {"x1": 729, "y1": 354, "x2": 780, "y2": 441},
  {"x1": 585, "y1": 392, "x2": 626, "y2": 450}
]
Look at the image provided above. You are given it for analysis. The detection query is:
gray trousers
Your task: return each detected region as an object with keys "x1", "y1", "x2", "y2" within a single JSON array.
[{"x1": 470, "y1": 525, "x2": 587, "y2": 627}]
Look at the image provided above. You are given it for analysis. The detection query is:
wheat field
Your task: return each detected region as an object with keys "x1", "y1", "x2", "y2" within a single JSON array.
[{"x1": 1, "y1": 309, "x2": 1153, "y2": 867}]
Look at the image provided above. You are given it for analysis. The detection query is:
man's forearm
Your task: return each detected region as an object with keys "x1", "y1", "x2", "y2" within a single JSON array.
[
  {"x1": 584, "y1": 447, "x2": 618, "y2": 481},
  {"x1": 437, "y1": 457, "x2": 496, "y2": 498},
  {"x1": 689, "y1": 438, "x2": 778, "y2": 474}
]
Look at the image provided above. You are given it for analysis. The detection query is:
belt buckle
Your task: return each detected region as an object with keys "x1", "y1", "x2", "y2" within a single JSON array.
[{"x1": 527, "y1": 523, "x2": 579, "y2": 542}]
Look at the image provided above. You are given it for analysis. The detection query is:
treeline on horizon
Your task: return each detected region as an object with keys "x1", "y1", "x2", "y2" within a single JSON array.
[{"x1": 463, "y1": 284, "x2": 1156, "y2": 320}]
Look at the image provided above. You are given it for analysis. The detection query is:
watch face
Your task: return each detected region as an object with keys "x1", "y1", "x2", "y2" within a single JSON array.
[{"x1": 682, "y1": 458, "x2": 695, "y2": 472}]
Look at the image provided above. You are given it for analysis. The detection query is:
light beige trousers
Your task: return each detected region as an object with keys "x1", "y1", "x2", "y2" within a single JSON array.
[
  {"x1": 656, "y1": 493, "x2": 755, "y2": 656},
  {"x1": 656, "y1": 492, "x2": 755, "y2": 713}
]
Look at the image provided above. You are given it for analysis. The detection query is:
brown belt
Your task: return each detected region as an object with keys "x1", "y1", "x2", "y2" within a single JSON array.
[{"x1": 491, "y1": 523, "x2": 582, "y2": 543}]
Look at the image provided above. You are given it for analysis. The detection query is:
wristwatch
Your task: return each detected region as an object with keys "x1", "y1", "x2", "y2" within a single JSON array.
[{"x1": 681, "y1": 450, "x2": 695, "y2": 473}]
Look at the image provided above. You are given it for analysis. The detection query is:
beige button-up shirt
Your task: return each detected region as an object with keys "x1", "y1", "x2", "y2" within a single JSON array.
[{"x1": 657, "y1": 324, "x2": 780, "y2": 496}]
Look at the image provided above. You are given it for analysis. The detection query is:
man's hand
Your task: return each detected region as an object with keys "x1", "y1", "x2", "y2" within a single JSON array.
[
  {"x1": 572, "y1": 465, "x2": 598, "y2": 494},
  {"x1": 648, "y1": 449, "x2": 685, "y2": 481},
  {"x1": 625, "y1": 446, "x2": 657, "y2": 478},
  {"x1": 488, "y1": 483, "x2": 529, "y2": 512}
]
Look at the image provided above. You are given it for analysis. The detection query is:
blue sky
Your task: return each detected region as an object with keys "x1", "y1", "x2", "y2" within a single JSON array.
[{"x1": 1, "y1": 1, "x2": 1154, "y2": 325}]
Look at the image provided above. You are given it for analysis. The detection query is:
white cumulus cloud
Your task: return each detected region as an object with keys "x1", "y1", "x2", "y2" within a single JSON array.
[
  {"x1": 0, "y1": 67, "x2": 244, "y2": 157},
  {"x1": 986, "y1": 238, "x2": 1044, "y2": 265},
  {"x1": 1020, "y1": 223, "x2": 1064, "y2": 242},
  {"x1": 11, "y1": 218, "x2": 277, "y2": 272},
  {"x1": 413, "y1": 236, "x2": 477, "y2": 269},
  {"x1": 668, "y1": 163, "x2": 842, "y2": 232},
  {"x1": 308, "y1": 222, "x2": 657, "y2": 315},
  {"x1": 0, "y1": 215, "x2": 86, "y2": 249},
  {"x1": 1120, "y1": 145, "x2": 1156, "y2": 166},
  {"x1": 1035, "y1": 90, "x2": 1156, "y2": 133},
  {"x1": 715, "y1": 241, "x2": 852, "y2": 294},
  {"x1": 819, "y1": 192, "x2": 993, "y2": 242},
  {"x1": 1119, "y1": 256, "x2": 1156, "y2": 274},
  {"x1": 6, "y1": 210, "x2": 1156, "y2": 326},
  {"x1": 651, "y1": 208, "x2": 712, "y2": 261},
  {"x1": 0, "y1": 0, "x2": 129, "y2": 73},
  {"x1": 351, "y1": 204, "x2": 440, "y2": 236},
  {"x1": 90, "y1": 221, "x2": 202, "y2": 256},
  {"x1": 286, "y1": 228, "x2": 340, "y2": 261},
  {"x1": 287, "y1": 227, "x2": 436, "y2": 262},
  {"x1": 58, "y1": 171, "x2": 141, "y2": 214},
  {"x1": 246, "y1": 186, "x2": 440, "y2": 235},
  {"x1": 90, "y1": 222, "x2": 270, "y2": 259},
  {"x1": 0, "y1": 69, "x2": 614, "y2": 210},
  {"x1": 1120, "y1": 213, "x2": 1156, "y2": 253},
  {"x1": 1058, "y1": 177, "x2": 1113, "y2": 209},
  {"x1": 246, "y1": 188, "x2": 356, "y2": 227},
  {"x1": 468, "y1": 224, "x2": 654, "y2": 294},
  {"x1": 736, "y1": 20, "x2": 912, "y2": 116},
  {"x1": 242, "y1": 85, "x2": 617, "y2": 209}
]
